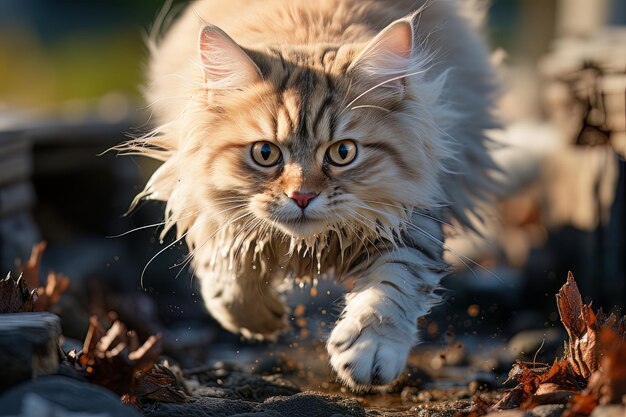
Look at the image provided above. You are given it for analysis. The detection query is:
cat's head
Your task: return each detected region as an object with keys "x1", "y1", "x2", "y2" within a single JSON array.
[{"x1": 145, "y1": 16, "x2": 454, "y2": 243}]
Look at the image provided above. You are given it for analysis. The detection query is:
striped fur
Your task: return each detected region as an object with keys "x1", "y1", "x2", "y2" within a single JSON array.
[{"x1": 120, "y1": 0, "x2": 499, "y2": 390}]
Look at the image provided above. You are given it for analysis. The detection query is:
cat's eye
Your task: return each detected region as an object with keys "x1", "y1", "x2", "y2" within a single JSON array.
[
  {"x1": 251, "y1": 141, "x2": 282, "y2": 167},
  {"x1": 326, "y1": 140, "x2": 357, "y2": 166}
]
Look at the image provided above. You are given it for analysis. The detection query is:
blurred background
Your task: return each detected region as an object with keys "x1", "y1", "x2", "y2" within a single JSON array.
[{"x1": 0, "y1": 0, "x2": 625, "y2": 387}]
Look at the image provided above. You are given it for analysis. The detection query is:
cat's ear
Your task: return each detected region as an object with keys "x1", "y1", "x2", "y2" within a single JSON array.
[
  {"x1": 199, "y1": 25, "x2": 262, "y2": 88},
  {"x1": 348, "y1": 18, "x2": 414, "y2": 93}
]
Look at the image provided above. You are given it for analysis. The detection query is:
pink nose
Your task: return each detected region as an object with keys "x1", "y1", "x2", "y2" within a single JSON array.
[{"x1": 289, "y1": 191, "x2": 318, "y2": 209}]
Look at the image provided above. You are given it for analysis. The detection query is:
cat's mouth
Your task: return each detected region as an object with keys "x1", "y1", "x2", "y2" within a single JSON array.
[{"x1": 274, "y1": 214, "x2": 328, "y2": 237}]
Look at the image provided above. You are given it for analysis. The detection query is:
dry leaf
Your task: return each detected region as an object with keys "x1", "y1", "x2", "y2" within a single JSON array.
[
  {"x1": 10, "y1": 242, "x2": 69, "y2": 312},
  {"x1": 500, "y1": 272, "x2": 626, "y2": 417},
  {"x1": 596, "y1": 329, "x2": 626, "y2": 404},
  {"x1": 18, "y1": 241, "x2": 47, "y2": 289},
  {"x1": 493, "y1": 384, "x2": 525, "y2": 410},
  {"x1": 567, "y1": 328, "x2": 626, "y2": 416},
  {"x1": 0, "y1": 272, "x2": 38, "y2": 313},
  {"x1": 133, "y1": 364, "x2": 187, "y2": 403},
  {"x1": 494, "y1": 360, "x2": 581, "y2": 410},
  {"x1": 556, "y1": 272, "x2": 599, "y2": 378},
  {"x1": 68, "y1": 315, "x2": 186, "y2": 403},
  {"x1": 35, "y1": 271, "x2": 70, "y2": 312}
]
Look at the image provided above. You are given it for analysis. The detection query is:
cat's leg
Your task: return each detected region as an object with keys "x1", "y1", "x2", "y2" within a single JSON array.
[
  {"x1": 199, "y1": 266, "x2": 288, "y2": 340},
  {"x1": 327, "y1": 241, "x2": 446, "y2": 389}
]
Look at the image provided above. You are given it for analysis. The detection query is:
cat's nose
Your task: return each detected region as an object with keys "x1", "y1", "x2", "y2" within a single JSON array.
[{"x1": 288, "y1": 191, "x2": 319, "y2": 209}]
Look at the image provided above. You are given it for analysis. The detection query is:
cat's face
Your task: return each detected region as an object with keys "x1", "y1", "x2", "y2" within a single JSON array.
[{"x1": 184, "y1": 22, "x2": 445, "y2": 240}]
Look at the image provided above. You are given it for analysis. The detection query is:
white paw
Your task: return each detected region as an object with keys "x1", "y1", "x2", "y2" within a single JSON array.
[
  {"x1": 327, "y1": 318, "x2": 412, "y2": 390},
  {"x1": 204, "y1": 289, "x2": 288, "y2": 340}
]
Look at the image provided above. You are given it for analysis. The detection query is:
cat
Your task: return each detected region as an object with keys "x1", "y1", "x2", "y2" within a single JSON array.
[{"x1": 121, "y1": 0, "x2": 499, "y2": 390}]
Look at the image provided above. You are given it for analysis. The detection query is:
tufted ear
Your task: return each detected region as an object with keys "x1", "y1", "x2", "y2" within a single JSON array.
[
  {"x1": 199, "y1": 25, "x2": 261, "y2": 89},
  {"x1": 348, "y1": 19, "x2": 414, "y2": 93}
]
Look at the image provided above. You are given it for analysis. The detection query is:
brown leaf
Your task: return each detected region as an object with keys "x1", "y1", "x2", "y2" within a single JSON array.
[
  {"x1": 133, "y1": 364, "x2": 187, "y2": 403},
  {"x1": 534, "y1": 360, "x2": 581, "y2": 391},
  {"x1": 35, "y1": 272, "x2": 70, "y2": 311},
  {"x1": 18, "y1": 241, "x2": 47, "y2": 289},
  {"x1": 493, "y1": 384, "x2": 525, "y2": 410},
  {"x1": 10, "y1": 242, "x2": 69, "y2": 312},
  {"x1": 591, "y1": 329, "x2": 626, "y2": 405},
  {"x1": 501, "y1": 272, "x2": 626, "y2": 417},
  {"x1": 556, "y1": 272, "x2": 599, "y2": 378},
  {"x1": 0, "y1": 272, "x2": 38, "y2": 313},
  {"x1": 67, "y1": 315, "x2": 185, "y2": 403}
]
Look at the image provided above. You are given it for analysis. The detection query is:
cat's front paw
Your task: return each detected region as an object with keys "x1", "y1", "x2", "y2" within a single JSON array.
[
  {"x1": 203, "y1": 288, "x2": 288, "y2": 341},
  {"x1": 327, "y1": 318, "x2": 412, "y2": 390}
]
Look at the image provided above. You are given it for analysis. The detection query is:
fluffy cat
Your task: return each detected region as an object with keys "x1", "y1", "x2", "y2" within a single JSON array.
[{"x1": 122, "y1": 0, "x2": 499, "y2": 390}]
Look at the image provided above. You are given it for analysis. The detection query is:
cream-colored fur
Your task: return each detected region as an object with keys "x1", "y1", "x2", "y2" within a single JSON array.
[{"x1": 121, "y1": 0, "x2": 498, "y2": 390}]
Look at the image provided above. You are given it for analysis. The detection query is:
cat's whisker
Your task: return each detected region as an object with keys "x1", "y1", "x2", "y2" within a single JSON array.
[
  {"x1": 353, "y1": 203, "x2": 503, "y2": 283},
  {"x1": 232, "y1": 217, "x2": 265, "y2": 261},
  {"x1": 350, "y1": 104, "x2": 391, "y2": 113},
  {"x1": 344, "y1": 208, "x2": 389, "y2": 259},
  {"x1": 340, "y1": 69, "x2": 427, "y2": 115},
  {"x1": 140, "y1": 229, "x2": 191, "y2": 290},
  {"x1": 360, "y1": 199, "x2": 456, "y2": 229},
  {"x1": 174, "y1": 211, "x2": 253, "y2": 281},
  {"x1": 226, "y1": 216, "x2": 258, "y2": 263},
  {"x1": 144, "y1": 204, "x2": 249, "y2": 287},
  {"x1": 176, "y1": 212, "x2": 254, "y2": 284},
  {"x1": 169, "y1": 205, "x2": 250, "y2": 268},
  {"x1": 107, "y1": 210, "x2": 200, "y2": 238},
  {"x1": 338, "y1": 76, "x2": 355, "y2": 111},
  {"x1": 187, "y1": 212, "x2": 254, "y2": 275},
  {"x1": 334, "y1": 210, "x2": 372, "y2": 269}
]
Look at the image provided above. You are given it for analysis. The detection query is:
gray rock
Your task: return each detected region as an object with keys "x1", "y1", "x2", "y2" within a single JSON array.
[
  {"x1": 589, "y1": 405, "x2": 626, "y2": 417},
  {"x1": 0, "y1": 313, "x2": 61, "y2": 390},
  {"x1": 189, "y1": 367, "x2": 300, "y2": 402},
  {"x1": 142, "y1": 397, "x2": 255, "y2": 417},
  {"x1": 142, "y1": 391, "x2": 365, "y2": 417},
  {"x1": 525, "y1": 404, "x2": 566, "y2": 417},
  {"x1": 0, "y1": 376, "x2": 140, "y2": 417},
  {"x1": 483, "y1": 411, "x2": 525, "y2": 417},
  {"x1": 415, "y1": 410, "x2": 457, "y2": 417},
  {"x1": 258, "y1": 392, "x2": 366, "y2": 417}
]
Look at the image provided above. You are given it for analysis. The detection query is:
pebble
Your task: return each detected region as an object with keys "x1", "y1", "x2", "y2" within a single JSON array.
[
  {"x1": 589, "y1": 405, "x2": 626, "y2": 417},
  {"x1": 483, "y1": 410, "x2": 525, "y2": 417},
  {"x1": 0, "y1": 375, "x2": 140, "y2": 417},
  {"x1": 526, "y1": 404, "x2": 566, "y2": 417},
  {"x1": 142, "y1": 391, "x2": 365, "y2": 417},
  {"x1": 0, "y1": 313, "x2": 61, "y2": 391}
]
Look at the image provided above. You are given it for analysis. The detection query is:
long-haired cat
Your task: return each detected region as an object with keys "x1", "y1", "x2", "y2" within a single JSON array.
[{"x1": 122, "y1": 0, "x2": 499, "y2": 390}]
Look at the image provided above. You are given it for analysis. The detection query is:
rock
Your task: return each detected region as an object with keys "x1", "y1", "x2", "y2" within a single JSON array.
[
  {"x1": 415, "y1": 410, "x2": 456, "y2": 417},
  {"x1": 0, "y1": 313, "x2": 61, "y2": 391},
  {"x1": 142, "y1": 391, "x2": 365, "y2": 417},
  {"x1": 483, "y1": 411, "x2": 525, "y2": 417},
  {"x1": 0, "y1": 375, "x2": 140, "y2": 417},
  {"x1": 142, "y1": 397, "x2": 255, "y2": 417},
  {"x1": 526, "y1": 404, "x2": 566, "y2": 417},
  {"x1": 589, "y1": 405, "x2": 626, "y2": 417},
  {"x1": 258, "y1": 392, "x2": 365, "y2": 417},
  {"x1": 187, "y1": 366, "x2": 300, "y2": 402}
]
